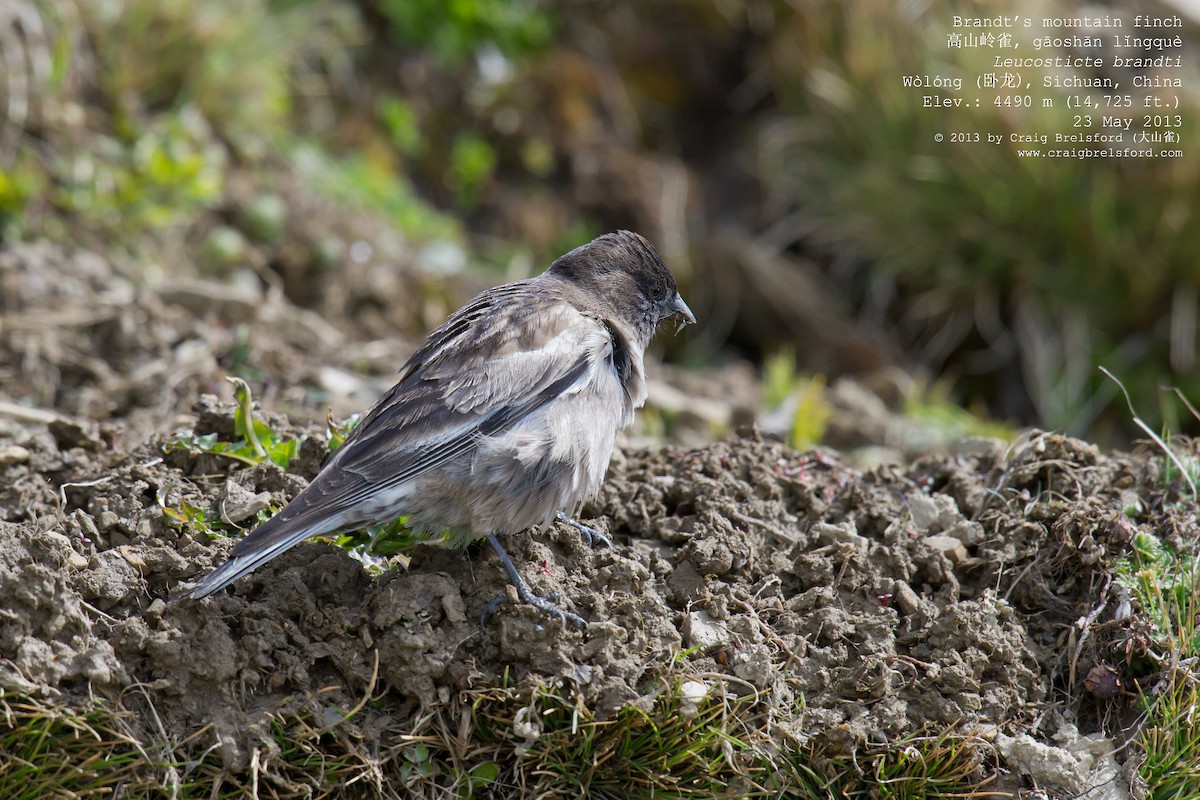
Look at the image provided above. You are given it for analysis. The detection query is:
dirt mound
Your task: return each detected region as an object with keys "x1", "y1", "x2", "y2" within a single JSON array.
[{"x1": 0, "y1": 388, "x2": 1170, "y2": 792}]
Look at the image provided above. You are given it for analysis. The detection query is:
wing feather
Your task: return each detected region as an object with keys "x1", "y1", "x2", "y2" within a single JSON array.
[{"x1": 172, "y1": 280, "x2": 605, "y2": 603}]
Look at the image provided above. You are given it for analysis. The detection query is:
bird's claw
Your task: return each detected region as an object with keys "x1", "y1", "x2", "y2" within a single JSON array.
[
  {"x1": 482, "y1": 532, "x2": 588, "y2": 628},
  {"x1": 479, "y1": 588, "x2": 586, "y2": 627},
  {"x1": 555, "y1": 511, "x2": 612, "y2": 549}
]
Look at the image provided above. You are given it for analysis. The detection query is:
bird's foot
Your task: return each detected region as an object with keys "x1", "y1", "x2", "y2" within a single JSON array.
[
  {"x1": 555, "y1": 511, "x2": 612, "y2": 549},
  {"x1": 482, "y1": 533, "x2": 587, "y2": 627},
  {"x1": 480, "y1": 586, "x2": 585, "y2": 628}
]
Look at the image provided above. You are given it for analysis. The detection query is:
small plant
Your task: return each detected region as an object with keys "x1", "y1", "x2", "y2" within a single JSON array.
[
  {"x1": 157, "y1": 486, "x2": 229, "y2": 538},
  {"x1": 1138, "y1": 668, "x2": 1200, "y2": 800},
  {"x1": 762, "y1": 349, "x2": 832, "y2": 450},
  {"x1": 902, "y1": 380, "x2": 1015, "y2": 443},
  {"x1": 0, "y1": 160, "x2": 43, "y2": 237},
  {"x1": 449, "y1": 132, "x2": 497, "y2": 206},
  {"x1": 163, "y1": 377, "x2": 304, "y2": 469},
  {"x1": 333, "y1": 517, "x2": 424, "y2": 572},
  {"x1": 326, "y1": 409, "x2": 361, "y2": 451},
  {"x1": 1113, "y1": 534, "x2": 1200, "y2": 662},
  {"x1": 1105, "y1": 373, "x2": 1200, "y2": 795},
  {"x1": 160, "y1": 379, "x2": 302, "y2": 537},
  {"x1": 377, "y1": 95, "x2": 423, "y2": 157},
  {"x1": 372, "y1": 0, "x2": 554, "y2": 63},
  {"x1": 1102, "y1": 367, "x2": 1200, "y2": 498},
  {"x1": 164, "y1": 384, "x2": 428, "y2": 561},
  {"x1": 291, "y1": 142, "x2": 462, "y2": 242}
]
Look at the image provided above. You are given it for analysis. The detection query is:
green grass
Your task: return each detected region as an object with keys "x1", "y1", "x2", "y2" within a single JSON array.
[
  {"x1": 901, "y1": 381, "x2": 1015, "y2": 444},
  {"x1": 5, "y1": 0, "x2": 465, "y2": 266},
  {"x1": 1, "y1": 675, "x2": 1000, "y2": 799},
  {"x1": 1139, "y1": 671, "x2": 1200, "y2": 800},
  {"x1": 761, "y1": 349, "x2": 832, "y2": 450},
  {"x1": 760, "y1": 348, "x2": 1012, "y2": 453},
  {"x1": 1109, "y1": 470, "x2": 1200, "y2": 796},
  {"x1": 463, "y1": 679, "x2": 996, "y2": 799},
  {"x1": 0, "y1": 691, "x2": 386, "y2": 800},
  {"x1": 1130, "y1": 562, "x2": 1200, "y2": 800},
  {"x1": 0, "y1": 694, "x2": 155, "y2": 800},
  {"x1": 792, "y1": 730, "x2": 997, "y2": 799},
  {"x1": 288, "y1": 142, "x2": 463, "y2": 242}
]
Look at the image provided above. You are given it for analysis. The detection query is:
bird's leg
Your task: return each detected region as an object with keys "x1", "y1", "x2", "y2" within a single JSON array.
[
  {"x1": 481, "y1": 533, "x2": 587, "y2": 627},
  {"x1": 555, "y1": 511, "x2": 612, "y2": 549}
]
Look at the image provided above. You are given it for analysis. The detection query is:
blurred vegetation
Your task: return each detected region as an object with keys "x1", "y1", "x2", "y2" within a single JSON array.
[
  {"x1": 2, "y1": 0, "x2": 1198, "y2": 435},
  {"x1": 761, "y1": 349, "x2": 832, "y2": 449},
  {"x1": 3, "y1": 0, "x2": 348, "y2": 236},
  {"x1": 0, "y1": 0, "x2": 469, "y2": 275},
  {"x1": 374, "y1": 0, "x2": 554, "y2": 63},
  {"x1": 754, "y1": 0, "x2": 1200, "y2": 438}
]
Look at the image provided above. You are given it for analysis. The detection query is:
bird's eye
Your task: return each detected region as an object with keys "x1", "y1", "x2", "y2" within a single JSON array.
[{"x1": 648, "y1": 279, "x2": 669, "y2": 301}]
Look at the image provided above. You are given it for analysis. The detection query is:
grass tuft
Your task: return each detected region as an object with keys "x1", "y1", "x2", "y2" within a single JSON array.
[
  {"x1": 1102, "y1": 379, "x2": 1200, "y2": 795},
  {"x1": 1138, "y1": 666, "x2": 1200, "y2": 800},
  {"x1": 2, "y1": 672, "x2": 1002, "y2": 799},
  {"x1": 0, "y1": 694, "x2": 156, "y2": 800},
  {"x1": 1101, "y1": 366, "x2": 1199, "y2": 498}
]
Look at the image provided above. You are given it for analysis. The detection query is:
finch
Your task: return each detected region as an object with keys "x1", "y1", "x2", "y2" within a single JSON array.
[{"x1": 172, "y1": 231, "x2": 695, "y2": 624}]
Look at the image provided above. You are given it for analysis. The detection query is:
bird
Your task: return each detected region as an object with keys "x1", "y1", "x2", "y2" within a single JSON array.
[{"x1": 171, "y1": 230, "x2": 695, "y2": 625}]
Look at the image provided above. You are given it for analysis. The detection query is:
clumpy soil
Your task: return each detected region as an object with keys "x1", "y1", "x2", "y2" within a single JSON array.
[
  {"x1": 0, "y1": 243, "x2": 1189, "y2": 796},
  {"x1": 0, "y1": 391, "x2": 1180, "y2": 795}
]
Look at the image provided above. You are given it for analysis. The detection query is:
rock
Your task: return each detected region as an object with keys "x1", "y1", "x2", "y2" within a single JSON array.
[
  {"x1": 667, "y1": 560, "x2": 707, "y2": 603},
  {"x1": 218, "y1": 479, "x2": 273, "y2": 525},
  {"x1": 907, "y1": 491, "x2": 959, "y2": 532},
  {"x1": 813, "y1": 520, "x2": 869, "y2": 549},
  {"x1": 49, "y1": 417, "x2": 103, "y2": 450},
  {"x1": 922, "y1": 534, "x2": 968, "y2": 565},
  {"x1": 77, "y1": 549, "x2": 142, "y2": 606},
  {"x1": 0, "y1": 445, "x2": 31, "y2": 466},
  {"x1": 892, "y1": 579, "x2": 924, "y2": 617},
  {"x1": 995, "y1": 725, "x2": 1129, "y2": 799},
  {"x1": 682, "y1": 610, "x2": 730, "y2": 651},
  {"x1": 678, "y1": 679, "x2": 710, "y2": 718},
  {"x1": 944, "y1": 520, "x2": 985, "y2": 546},
  {"x1": 732, "y1": 642, "x2": 777, "y2": 688}
]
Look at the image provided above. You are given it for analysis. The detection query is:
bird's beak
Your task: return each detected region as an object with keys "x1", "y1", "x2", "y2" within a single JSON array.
[{"x1": 669, "y1": 293, "x2": 696, "y2": 326}]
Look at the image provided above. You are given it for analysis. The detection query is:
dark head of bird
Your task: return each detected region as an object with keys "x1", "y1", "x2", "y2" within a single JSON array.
[{"x1": 547, "y1": 230, "x2": 695, "y2": 339}]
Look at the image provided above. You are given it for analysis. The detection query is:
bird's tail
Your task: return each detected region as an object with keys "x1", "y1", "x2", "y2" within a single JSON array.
[{"x1": 168, "y1": 497, "x2": 347, "y2": 605}]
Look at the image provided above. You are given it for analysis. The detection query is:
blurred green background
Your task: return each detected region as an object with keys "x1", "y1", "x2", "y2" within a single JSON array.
[{"x1": 2, "y1": 0, "x2": 1198, "y2": 444}]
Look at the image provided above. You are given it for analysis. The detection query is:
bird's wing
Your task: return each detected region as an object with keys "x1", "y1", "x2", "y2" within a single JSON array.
[
  {"x1": 329, "y1": 281, "x2": 606, "y2": 487},
  {"x1": 172, "y1": 282, "x2": 610, "y2": 603}
]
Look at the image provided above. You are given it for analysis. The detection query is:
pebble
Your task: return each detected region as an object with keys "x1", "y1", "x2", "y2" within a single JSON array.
[
  {"x1": 922, "y1": 534, "x2": 968, "y2": 564},
  {"x1": 0, "y1": 445, "x2": 30, "y2": 466}
]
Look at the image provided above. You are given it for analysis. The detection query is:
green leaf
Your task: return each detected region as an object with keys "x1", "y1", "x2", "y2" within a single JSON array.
[
  {"x1": 267, "y1": 437, "x2": 300, "y2": 469},
  {"x1": 228, "y1": 377, "x2": 268, "y2": 460}
]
